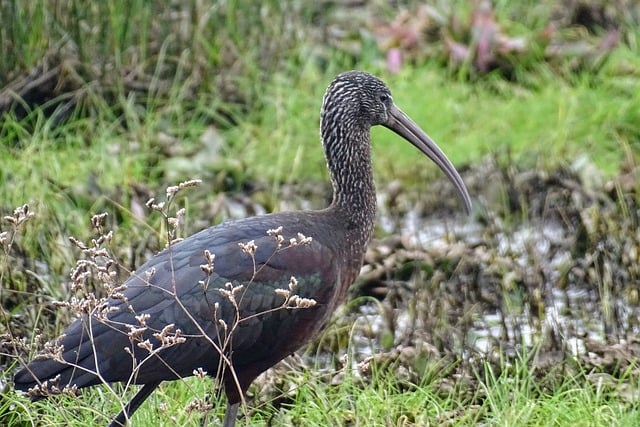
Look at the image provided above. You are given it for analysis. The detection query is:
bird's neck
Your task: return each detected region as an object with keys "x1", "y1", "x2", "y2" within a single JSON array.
[{"x1": 321, "y1": 122, "x2": 377, "y2": 242}]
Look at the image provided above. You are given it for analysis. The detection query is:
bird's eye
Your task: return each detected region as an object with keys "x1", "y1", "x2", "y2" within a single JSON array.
[{"x1": 379, "y1": 94, "x2": 390, "y2": 103}]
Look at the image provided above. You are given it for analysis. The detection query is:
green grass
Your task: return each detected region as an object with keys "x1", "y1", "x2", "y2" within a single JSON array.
[
  {"x1": 4, "y1": 57, "x2": 639, "y2": 277},
  {"x1": 235, "y1": 54, "x2": 640, "y2": 188},
  {"x1": 475, "y1": 363, "x2": 640, "y2": 427},
  {"x1": 3, "y1": 352, "x2": 639, "y2": 426}
]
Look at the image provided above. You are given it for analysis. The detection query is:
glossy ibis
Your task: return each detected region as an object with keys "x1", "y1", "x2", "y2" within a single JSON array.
[{"x1": 14, "y1": 71, "x2": 471, "y2": 426}]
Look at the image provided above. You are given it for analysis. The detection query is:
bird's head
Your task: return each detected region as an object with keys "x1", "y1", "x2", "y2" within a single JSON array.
[
  {"x1": 321, "y1": 71, "x2": 472, "y2": 214},
  {"x1": 321, "y1": 71, "x2": 394, "y2": 129}
]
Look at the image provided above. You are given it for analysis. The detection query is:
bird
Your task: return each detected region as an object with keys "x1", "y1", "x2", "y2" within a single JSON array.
[{"x1": 14, "y1": 71, "x2": 472, "y2": 426}]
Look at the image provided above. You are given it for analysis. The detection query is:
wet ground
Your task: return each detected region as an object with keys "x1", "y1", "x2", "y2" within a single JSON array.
[{"x1": 250, "y1": 156, "x2": 640, "y2": 403}]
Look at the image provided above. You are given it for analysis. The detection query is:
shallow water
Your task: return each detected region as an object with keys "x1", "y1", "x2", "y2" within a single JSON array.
[{"x1": 349, "y1": 201, "x2": 640, "y2": 368}]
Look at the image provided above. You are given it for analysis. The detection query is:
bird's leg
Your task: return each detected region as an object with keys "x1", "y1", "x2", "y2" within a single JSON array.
[
  {"x1": 222, "y1": 401, "x2": 239, "y2": 427},
  {"x1": 108, "y1": 381, "x2": 161, "y2": 427}
]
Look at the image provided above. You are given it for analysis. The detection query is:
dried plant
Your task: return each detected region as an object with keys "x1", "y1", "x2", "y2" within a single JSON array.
[
  {"x1": 0, "y1": 205, "x2": 36, "y2": 358},
  {"x1": 6, "y1": 180, "x2": 319, "y2": 425}
]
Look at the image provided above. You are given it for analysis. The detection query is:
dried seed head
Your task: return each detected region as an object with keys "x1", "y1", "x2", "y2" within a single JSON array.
[
  {"x1": 62, "y1": 384, "x2": 79, "y2": 396},
  {"x1": 41, "y1": 340, "x2": 65, "y2": 363},
  {"x1": 275, "y1": 288, "x2": 290, "y2": 298},
  {"x1": 218, "y1": 282, "x2": 244, "y2": 303},
  {"x1": 157, "y1": 323, "x2": 175, "y2": 337},
  {"x1": 282, "y1": 293, "x2": 317, "y2": 309},
  {"x1": 267, "y1": 226, "x2": 285, "y2": 246},
  {"x1": 178, "y1": 179, "x2": 202, "y2": 190},
  {"x1": 166, "y1": 185, "x2": 180, "y2": 199},
  {"x1": 90, "y1": 213, "x2": 108, "y2": 230},
  {"x1": 69, "y1": 236, "x2": 89, "y2": 250},
  {"x1": 184, "y1": 398, "x2": 213, "y2": 413},
  {"x1": 193, "y1": 367, "x2": 207, "y2": 379},
  {"x1": 295, "y1": 297, "x2": 317, "y2": 309},
  {"x1": 266, "y1": 226, "x2": 283, "y2": 236},
  {"x1": 149, "y1": 201, "x2": 165, "y2": 212},
  {"x1": 238, "y1": 240, "x2": 257, "y2": 256},
  {"x1": 165, "y1": 179, "x2": 201, "y2": 201},
  {"x1": 153, "y1": 324, "x2": 185, "y2": 346},
  {"x1": 126, "y1": 325, "x2": 148, "y2": 340},
  {"x1": 137, "y1": 339, "x2": 154, "y2": 352},
  {"x1": 200, "y1": 264, "x2": 213, "y2": 275},
  {"x1": 201, "y1": 250, "x2": 215, "y2": 275},
  {"x1": 167, "y1": 217, "x2": 180, "y2": 229},
  {"x1": 135, "y1": 313, "x2": 151, "y2": 326},
  {"x1": 4, "y1": 204, "x2": 34, "y2": 226},
  {"x1": 297, "y1": 233, "x2": 312, "y2": 245}
]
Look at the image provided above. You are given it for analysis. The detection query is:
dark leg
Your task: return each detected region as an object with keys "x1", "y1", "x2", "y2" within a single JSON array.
[
  {"x1": 222, "y1": 402, "x2": 239, "y2": 427},
  {"x1": 108, "y1": 381, "x2": 161, "y2": 427}
]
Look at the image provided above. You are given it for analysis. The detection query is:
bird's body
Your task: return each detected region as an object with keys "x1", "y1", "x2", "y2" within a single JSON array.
[
  {"x1": 20, "y1": 211, "x2": 366, "y2": 398},
  {"x1": 14, "y1": 71, "x2": 471, "y2": 426}
]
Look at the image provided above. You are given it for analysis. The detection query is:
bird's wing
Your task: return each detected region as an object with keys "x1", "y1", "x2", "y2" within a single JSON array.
[{"x1": 15, "y1": 217, "x2": 340, "y2": 390}]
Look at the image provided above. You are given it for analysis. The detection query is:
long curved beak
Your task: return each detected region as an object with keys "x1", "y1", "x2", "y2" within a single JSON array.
[{"x1": 383, "y1": 104, "x2": 472, "y2": 214}]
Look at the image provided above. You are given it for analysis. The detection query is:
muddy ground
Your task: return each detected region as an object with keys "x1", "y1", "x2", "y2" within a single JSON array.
[{"x1": 251, "y1": 156, "x2": 640, "y2": 406}]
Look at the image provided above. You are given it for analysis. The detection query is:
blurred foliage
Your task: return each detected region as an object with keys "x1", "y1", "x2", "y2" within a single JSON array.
[
  {"x1": 0, "y1": 0, "x2": 331, "y2": 124},
  {"x1": 371, "y1": 0, "x2": 638, "y2": 78},
  {"x1": 2, "y1": 0, "x2": 639, "y2": 123}
]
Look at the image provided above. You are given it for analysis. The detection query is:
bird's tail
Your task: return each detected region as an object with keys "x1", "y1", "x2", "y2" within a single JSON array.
[{"x1": 13, "y1": 358, "x2": 100, "y2": 398}]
